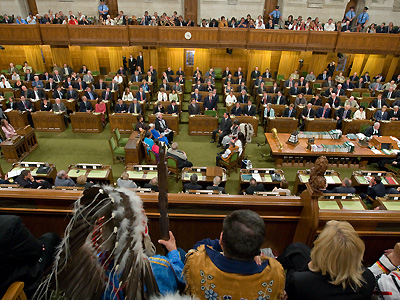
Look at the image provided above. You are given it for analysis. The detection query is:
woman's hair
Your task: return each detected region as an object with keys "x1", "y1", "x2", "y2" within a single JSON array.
[
  {"x1": 237, "y1": 132, "x2": 246, "y2": 147},
  {"x1": 76, "y1": 175, "x2": 87, "y2": 185},
  {"x1": 97, "y1": 98, "x2": 102, "y2": 104},
  {"x1": 309, "y1": 220, "x2": 365, "y2": 291},
  {"x1": 280, "y1": 179, "x2": 289, "y2": 189}
]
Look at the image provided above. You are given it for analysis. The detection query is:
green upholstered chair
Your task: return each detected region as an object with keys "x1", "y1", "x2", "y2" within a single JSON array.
[
  {"x1": 214, "y1": 68, "x2": 222, "y2": 80},
  {"x1": 150, "y1": 151, "x2": 158, "y2": 164},
  {"x1": 91, "y1": 71, "x2": 100, "y2": 76},
  {"x1": 218, "y1": 151, "x2": 239, "y2": 176},
  {"x1": 114, "y1": 128, "x2": 129, "y2": 147},
  {"x1": 265, "y1": 81, "x2": 273, "y2": 86},
  {"x1": 15, "y1": 65, "x2": 23, "y2": 71},
  {"x1": 313, "y1": 83, "x2": 321, "y2": 89},
  {"x1": 130, "y1": 85, "x2": 139, "y2": 91},
  {"x1": 351, "y1": 92, "x2": 360, "y2": 98},
  {"x1": 277, "y1": 74, "x2": 285, "y2": 81},
  {"x1": 360, "y1": 102, "x2": 369, "y2": 109},
  {"x1": 360, "y1": 124, "x2": 371, "y2": 134},
  {"x1": 166, "y1": 156, "x2": 180, "y2": 182},
  {"x1": 108, "y1": 136, "x2": 125, "y2": 164},
  {"x1": 204, "y1": 110, "x2": 217, "y2": 117},
  {"x1": 362, "y1": 92, "x2": 371, "y2": 98},
  {"x1": 4, "y1": 92, "x2": 14, "y2": 99}
]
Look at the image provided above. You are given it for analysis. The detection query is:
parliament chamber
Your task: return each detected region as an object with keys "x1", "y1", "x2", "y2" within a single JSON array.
[{"x1": 1, "y1": 8, "x2": 400, "y2": 298}]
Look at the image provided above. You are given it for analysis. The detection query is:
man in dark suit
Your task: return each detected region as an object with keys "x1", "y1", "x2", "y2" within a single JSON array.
[
  {"x1": 289, "y1": 82, "x2": 300, "y2": 96},
  {"x1": 211, "y1": 112, "x2": 232, "y2": 146},
  {"x1": 79, "y1": 96, "x2": 93, "y2": 112},
  {"x1": 301, "y1": 83, "x2": 313, "y2": 95},
  {"x1": 370, "y1": 94, "x2": 388, "y2": 109},
  {"x1": 101, "y1": 88, "x2": 113, "y2": 101},
  {"x1": 257, "y1": 82, "x2": 267, "y2": 94},
  {"x1": 335, "y1": 104, "x2": 352, "y2": 129},
  {"x1": 273, "y1": 91, "x2": 286, "y2": 105},
  {"x1": 188, "y1": 99, "x2": 201, "y2": 115},
  {"x1": 236, "y1": 82, "x2": 247, "y2": 93},
  {"x1": 316, "y1": 103, "x2": 331, "y2": 119},
  {"x1": 331, "y1": 178, "x2": 356, "y2": 194},
  {"x1": 234, "y1": 67, "x2": 243, "y2": 78},
  {"x1": 236, "y1": 75, "x2": 245, "y2": 86},
  {"x1": 15, "y1": 170, "x2": 51, "y2": 189},
  {"x1": 84, "y1": 87, "x2": 98, "y2": 101},
  {"x1": 282, "y1": 104, "x2": 297, "y2": 118},
  {"x1": 243, "y1": 100, "x2": 256, "y2": 116},
  {"x1": 128, "y1": 99, "x2": 142, "y2": 114},
  {"x1": 144, "y1": 71, "x2": 156, "y2": 84},
  {"x1": 222, "y1": 67, "x2": 231, "y2": 78},
  {"x1": 389, "y1": 106, "x2": 400, "y2": 120},
  {"x1": 153, "y1": 102, "x2": 165, "y2": 114},
  {"x1": 24, "y1": 69, "x2": 33, "y2": 82},
  {"x1": 245, "y1": 178, "x2": 265, "y2": 195},
  {"x1": 362, "y1": 175, "x2": 386, "y2": 203},
  {"x1": 260, "y1": 92, "x2": 272, "y2": 106},
  {"x1": 342, "y1": 79, "x2": 355, "y2": 90},
  {"x1": 45, "y1": 79, "x2": 57, "y2": 91},
  {"x1": 317, "y1": 70, "x2": 328, "y2": 80},
  {"x1": 95, "y1": 79, "x2": 108, "y2": 90},
  {"x1": 42, "y1": 72, "x2": 52, "y2": 81},
  {"x1": 73, "y1": 78, "x2": 87, "y2": 91},
  {"x1": 0, "y1": 215, "x2": 59, "y2": 298},
  {"x1": 374, "y1": 106, "x2": 389, "y2": 121},
  {"x1": 19, "y1": 96, "x2": 33, "y2": 113},
  {"x1": 155, "y1": 112, "x2": 174, "y2": 143},
  {"x1": 203, "y1": 92, "x2": 217, "y2": 111},
  {"x1": 328, "y1": 93, "x2": 341, "y2": 109},
  {"x1": 136, "y1": 51, "x2": 144, "y2": 72},
  {"x1": 362, "y1": 72, "x2": 371, "y2": 83},
  {"x1": 230, "y1": 102, "x2": 243, "y2": 116},
  {"x1": 237, "y1": 90, "x2": 249, "y2": 104},
  {"x1": 115, "y1": 99, "x2": 128, "y2": 113},
  {"x1": 268, "y1": 83, "x2": 280, "y2": 94},
  {"x1": 193, "y1": 81, "x2": 203, "y2": 92},
  {"x1": 300, "y1": 103, "x2": 315, "y2": 130},
  {"x1": 159, "y1": 79, "x2": 170, "y2": 91},
  {"x1": 349, "y1": 72, "x2": 359, "y2": 82},
  {"x1": 128, "y1": 54, "x2": 136, "y2": 73},
  {"x1": 250, "y1": 67, "x2": 261, "y2": 79},
  {"x1": 191, "y1": 89, "x2": 202, "y2": 102},
  {"x1": 183, "y1": 174, "x2": 202, "y2": 192},
  {"x1": 135, "y1": 87, "x2": 147, "y2": 102},
  {"x1": 167, "y1": 100, "x2": 179, "y2": 114},
  {"x1": 262, "y1": 68, "x2": 272, "y2": 79},
  {"x1": 40, "y1": 99, "x2": 52, "y2": 111},
  {"x1": 323, "y1": 76, "x2": 335, "y2": 88},
  {"x1": 28, "y1": 87, "x2": 45, "y2": 101},
  {"x1": 130, "y1": 71, "x2": 143, "y2": 83},
  {"x1": 61, "y1": 64, "x2": 73, "y2": 77},
  {"x1": 206, "y1": 176, "x2": 226, "y2": 194},
  {"x1": 176, "y1": 67, "x2": 185, "y2": 77},
  {"x1": 364, "y1": 122, "x2": 381, "y2": 137},
  {"x1": 65, "y1": 85, "x2": 78, "y2": 100},
  {"x1": 53, "y1": 86, "x2": 65, "y2": 99},
  {"x1": 382, "y1": 87, "x2": 397, "y2": 100},
  {"x1": 335, "y1": 84, "x2": 345, "y2": 96}
]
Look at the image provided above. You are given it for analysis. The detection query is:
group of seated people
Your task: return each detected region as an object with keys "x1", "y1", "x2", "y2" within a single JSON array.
[{"x1": 2, "y1": 207, "x2": 400, "y2": 299}]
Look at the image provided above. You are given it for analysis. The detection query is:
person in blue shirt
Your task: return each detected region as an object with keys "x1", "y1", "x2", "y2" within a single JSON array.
[
  {"x1": 357, "y1": 7, "x2": 369, "y2": 28},
  {"x1": 98, "y1": 0, "x2": 109, "y2": 19},
  {"x1": 345, "y1": 6, "x2": 356, "y2": 23},
  {"x1": 16, "y1": 16, "x2": 27, "y2": 24},
  {"x1": 269, "y1": 6, "x2": 283, "y2": 25}
]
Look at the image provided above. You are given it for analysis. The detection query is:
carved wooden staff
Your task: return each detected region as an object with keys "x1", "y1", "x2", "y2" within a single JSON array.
[{"x1": 158, "y1": 143, "x2": 169, "y2": 240}]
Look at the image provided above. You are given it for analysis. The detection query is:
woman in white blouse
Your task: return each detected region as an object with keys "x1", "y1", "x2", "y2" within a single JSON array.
[
  {"x1": 113, "y1": 74, "x2": 123, "y2": 84},
  {"x1": 11, "y1": 72, "x2": 20, "y2": 81},
  {"x1": 122, "y1": 87, "x2": 134, "y2": 101},
  {"x1": 169, "y1": 89, "x2": 178, "y2": 102},
  {"x1": 158, "y1": 88, "x2": 168, "y2": 102},
  {"x1": 235, "y1": 132, "x2": 246, "y2": 156},
  {"x1": 353, "y1": 106, "x2": 366, "y2": 120},
  {"x1": 225, "y1": 91, "x2": 237, "y2": 106},
  {"x1": 0, "y1": 77, "x2": 12, "y2": 88}
]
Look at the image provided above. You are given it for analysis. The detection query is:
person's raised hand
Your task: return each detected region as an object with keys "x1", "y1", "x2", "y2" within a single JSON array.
[{"x1": 158, "y1": 231, "x2": 177, "y2": 252}]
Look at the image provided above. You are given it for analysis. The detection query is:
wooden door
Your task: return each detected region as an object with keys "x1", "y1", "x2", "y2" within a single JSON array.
[
  {"x1": 344, "y1": 0, "x2": 358, "y2": 18},
  {"x1": 185, "y1": 0, "x2": 198, "y2": 25},
  {"x1": 264, "y1": 0, "x2": 279, "y2": 23}
]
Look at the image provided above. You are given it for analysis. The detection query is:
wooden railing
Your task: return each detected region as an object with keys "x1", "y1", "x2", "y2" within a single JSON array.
[{"x1": 0, "y1": 24, "x2": 399, "y2": 54}]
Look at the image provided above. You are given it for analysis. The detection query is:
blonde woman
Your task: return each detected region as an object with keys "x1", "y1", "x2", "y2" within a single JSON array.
[{"x1": 279, "y1": 220, "x2": 375, "y2": 299}]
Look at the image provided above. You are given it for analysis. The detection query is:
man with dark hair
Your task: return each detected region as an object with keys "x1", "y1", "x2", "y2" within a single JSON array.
[
  {"x1": 245, "y1": 178, "x2": 265, "y2": 195},
  {"x1": 211, "y1": 112, "x2": 231, "y2": 147},
  {"x1": 15, "y1": 170, "x2": 52, "y2": 189},
  {"x1": 184, "y1": 210, "x2": 285, "y2": 299},
  {"x1": 183, "y1": 174, "x2": 202, "y2": 192}
]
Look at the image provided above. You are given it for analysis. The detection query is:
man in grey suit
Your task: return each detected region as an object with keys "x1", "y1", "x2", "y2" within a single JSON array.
[
  {"x1": 52, "y1": 98, "x2": 67, "y2": 112},
  {"x1": 211, "y1": 112, "x2": 232, "y2": 147},
  {"x1": 128, "y1": 98, "x2": 142, "y2": 114},
  {"x1": 54, "y1": 170, "x2": 75, "y2": 187},
  {"x1": 188, "y1": 99, "x2": 201, "y2": 115}
]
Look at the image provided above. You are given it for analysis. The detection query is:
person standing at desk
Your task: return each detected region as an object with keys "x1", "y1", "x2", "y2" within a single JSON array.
[{"x1": 1, "y1": 119, "x2": 17, "y2": 139}]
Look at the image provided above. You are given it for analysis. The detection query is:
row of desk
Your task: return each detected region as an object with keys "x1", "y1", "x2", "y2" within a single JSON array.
[{"x1": 0, "y1": 126, "x2": 38, "y2": 163}]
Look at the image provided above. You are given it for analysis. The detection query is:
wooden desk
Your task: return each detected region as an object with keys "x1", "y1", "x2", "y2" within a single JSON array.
[
  {"x1": 31, "y1": 111, "x2": 66, "y2": 132},
  {"x1": 16, "y1": 125, "x2": 38, "y2": 153},
  {"x1": 8, "y1": 162, "x2": 57, "y2": 184},
  {"x1": 188, "y1": 115, "x2": 219, "y2": 136},
  {"x1": 181, "y1": 166, "x2": 227, "y2": 189},
  {"x1": 266, "y1": 117, "x2": 298, "y2": 133},
  {"x1": 0, "y1": 136, "x2": 30, "y2": 163},
  {"x1": 148, "y1": 114, "x2": 179, "y2": 135},
  {"x1": 342, "y1": 119, "x2": 374, "y2": 135},
  {"x1": 70, "y1": 112, "x2": 104, "y2": 133},
  {"x1": 231, "y1": 115, "x2": 259, "y2": 136},
  {"x1": 351, "y1": 171, "x2": 400, "y2": 194},
  {"x1": 380, "y1": 121, "x2": 400, "y2": 138},
  {"x1": 109, "y1": 113, "x2": 136, "y2": 134},
  {"x1": 124, "y1": 164, "x2": 160, "y2": 187},
  {"x1": 67, "y1": 164, "x2": 114, "y2": 185},
  {"x1": 265, "y1": 133, "x2": 398, "y2": 169},
  {"x1": 304, "y1": 118, "x2": 337, "y2": 132},
  {"x1": 124, "y1": 131, "x2": 144, "y2": 165},
  {"x1": 293, "y1": 169, "x2": 342, "y2": 195},
  {"x1": 239, "y1": 168, "x2": 285, "y2": 192},
  {"x1": 4, "y1": 110, "x2": 29, "y2": 129}
]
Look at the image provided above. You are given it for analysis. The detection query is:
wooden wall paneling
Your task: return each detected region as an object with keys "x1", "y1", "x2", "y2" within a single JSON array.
[
  {"x1": 0, "y1": 24, "x2": 41, "y2": 45},
  {"x1": 50, "y1": 46, "x2": 72, "y2": 69},
  {"x1": 108, "y1": 47, "x2": 124, "y2": 73},
  {"x1": 96, "y1": 47, "x2": 111, "y2": 74},
  {"x1": 184, "y1": 0, "x2": 198, "y2": 24},
  {"x1": 157, "y1": 48, "x2": 168, "y2": 77},
  {"x1": 24, "y1": 45, "x2": 45, "y2": 72},
  {"x1": 361, "y1": 54, "x2": 386, "y2": 78},
  {"x1": 0, "y1": 46, "x2": 27, "y2": 72},
  {"x1": 68, "y1": 26, "x2": 129, "y2": 46},
  {"x1": 209, "y1": 49, "x2": 248, "y2": 76},
  {"x1": 247, "y1": 50, "x2": 271, "y2": 82},
  {"x1": 264, "y1": 0, "x2": 278, "y2": 23},
  {"x1": 308, "y1": 53, "x2": 329, "y2": 77},
  {"x1": 270, "y1": 51, "x2": 282, "y2": 77},
  {"x1": 129, "y1": 26, "x2": 158, "y2": 47},
  {"x1": 193, "y1": 48, "x2": 210, "y2": 75},
  {"x1": 386, "y1": 56, "x2": 399, "y2": 82},
  {"x1": 27, "y1": 0, "x2": 38, "y2": 15},
  {"x1": 40, "y1": 25, "x2": 69, "y2": 46},
  {"x1": 40, "y1": 45, "x2": 54, "y2": 73},
  {"x1": 157, "y1": 27, "x2": 219, "y2": 48},
  {"x1": 68, "y1": 46, "x2": 83, "y2": 72},
  {"x1": 277, "y1": 51, "x2": 301, "y2": 78},
  {"x1": 167, "y1": 48, "x2": 185, "y2": 73},
  {"x1": 105, "y1": 0, "x2": 118, "y2": 17},
  {"x1": 348, "y1": 53, "x2": 365, "y2": 76},
  {"x1": 148, "y1": 48, "x2": 159, "y2": 75},
  {"x1": 218, "y1": 28, "x2": 248, "y2": 48},
  {"x1": 248, "y1": 30, "x2": 309, "y2": 51},
  {"x1": 336, "y1": 33, "x2": 400, "y2": 55},
  {"x1": 307, "y1": 31, "x2": 337, "y2": 52},
  {"x1": 80, "y1": 47, "x2": 100, "y2": 71}
]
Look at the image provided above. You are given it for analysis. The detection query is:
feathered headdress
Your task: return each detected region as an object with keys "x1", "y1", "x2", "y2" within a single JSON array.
[{"x1": 34, "y1": 186, "x2": 159, "y2": 300}]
